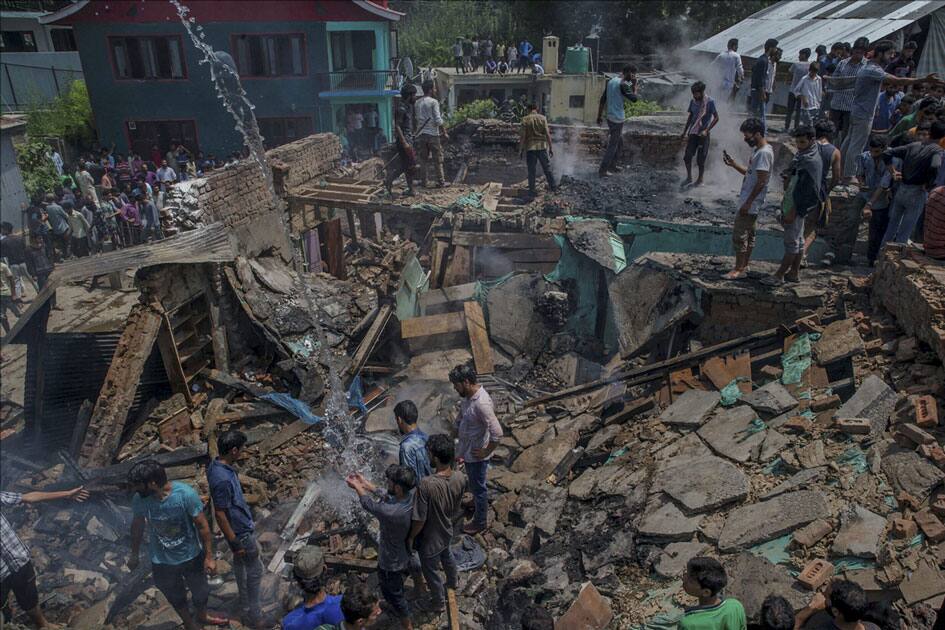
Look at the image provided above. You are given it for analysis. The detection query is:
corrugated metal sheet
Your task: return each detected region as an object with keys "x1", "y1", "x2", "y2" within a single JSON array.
[
  {"x1": 23, "y1": 332, "x2": 170, "y2": 457},
  {"x1": 691, "y1": 0, "x2": 945, "y2": 62}
]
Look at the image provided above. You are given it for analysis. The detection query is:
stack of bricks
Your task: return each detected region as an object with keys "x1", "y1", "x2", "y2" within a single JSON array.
[
  {"x1": 196, "y1": 161, "x2": 276, "y2": 230},
  {"x1": 817, "y1": 187, "x2": 862, "y2": 264},
  {"x1": 268, "y1": 133, "x2": 342, "y2": 196},
  {"x1": 622, "y1": 131, "x2": 685, "y2": 166},
  {"x1": 872, "y1": 245, "x2": 945, "y2": 364}
]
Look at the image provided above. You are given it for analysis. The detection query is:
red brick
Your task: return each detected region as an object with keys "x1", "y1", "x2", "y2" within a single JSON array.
[
  {"x1": 897, "y1": 424, "x2": 935, "y2": 446},
  {"x1": 932, "y1": 497, "x2": 945, "y2": 518},
  {"x1": 792, "y1": 519, "x2": 833, "y2": 548},
  {"x1": 914, "y1": 395, "x2": 939, "y2": 428},
  {"x1": 556, "y1": 582, "x2": 613, "y2": 630},
  {"x1": 918, "y1": 444, "x2": 945, "y2": 469},
  {"x1": 811, "y1": 395, "x2": 841, "y2": 412},
  {"x1": 783, "y1": 416, "x2": 813, "y2": 433},
  {"x1": 797, "y1": 559, "x2": 834, "y2": 590},
  {"x1": 915, "y1": 510, "x2": 945, "y2": 543},
  {"x1": 835, "y1": 417, "x2": 871, "y2": 435},
  {"x1": 891, "y1": 518, "x2": 918, "y2": 539},
  {"x1": 897, "y1": 492, "x2": 922, "y2": 512}
]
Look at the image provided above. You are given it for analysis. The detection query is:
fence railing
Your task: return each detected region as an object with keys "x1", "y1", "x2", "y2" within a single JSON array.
[
  {"x1": 1, "y1": 61, "x2": 84, "y2": 112},
  {"x1": 317, "y1": 69, "x2": 400, "y2": 94}
]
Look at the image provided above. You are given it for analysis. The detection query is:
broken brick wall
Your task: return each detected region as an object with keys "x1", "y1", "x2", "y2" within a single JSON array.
[
  {"x1": 268, "y1": 133, "x2": 342, "y2": 196},
  {"x1": 697, "y1": 287, "x2": 826, "y2": 343},
  {"x1": 872, "y1": 246, "x2": 945, "y2": 363},
  {"x1": 817, "y1": 188, "x2": 861, "y2": 264}
]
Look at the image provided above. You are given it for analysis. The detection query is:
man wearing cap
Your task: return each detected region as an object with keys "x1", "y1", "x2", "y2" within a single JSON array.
[{"x1": 282, "y1": 546, "x2": 344, "y2": 630}]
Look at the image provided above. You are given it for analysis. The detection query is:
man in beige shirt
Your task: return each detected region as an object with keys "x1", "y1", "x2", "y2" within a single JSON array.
[{"x1": 519, "y1": 102, "x2": 556, "y2": 198}]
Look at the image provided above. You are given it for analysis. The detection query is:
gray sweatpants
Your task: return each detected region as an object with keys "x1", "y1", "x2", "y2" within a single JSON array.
[
  {"x1": 882, "y1": 183, "x2": 927, "y2": 245},
  {"x1": 841, "y1": 116, "x2": 872, "y2": 179}
]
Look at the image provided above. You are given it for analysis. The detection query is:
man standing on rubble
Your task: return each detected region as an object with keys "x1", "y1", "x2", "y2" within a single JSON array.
[
  {"x1": 207, "y1": 430, "x2": 264, "y2": 629},
  {"x1": 680, "y1": 81, "x2": 719, "y2": 189},
  {"x1": 519, "y1": 102, "x2": 556, "y2": 198},
  {"x1": 414, "y1": 80, "x2": 449, "y2": 189},
  {"x1": 384, "y1": 84, "x2": 418, "y2": 198},
  {"x1": 346, "y1": 466, "x2": 416, "y2": 629},
  {"x1": 395, "y1": 400, "x2": 431, "y2": 482},
  {"x1": 128, "y1": 460, "x2": 227, "y2": 630},
  {"x1": 449, "y1": 364, "x2": 502, "y2": 535},
  {"x1": 749, "y1": 39, "x2": 778, "y2": 134},
  {"x1": 722, "y1": 117, "x2": 772, "y2": 280},
  {"x1": 596, "y1": 64, "x2": 639, "y2": 178},
  {"x1": 407, "y1": 434, "x2": 466, "y2": 614},
  {"x1": 710, "y1": 38, "x2": 743, "y2": 103},
  {"x1": 1, "y1": 485, "x2": 88, "y2": 629}
]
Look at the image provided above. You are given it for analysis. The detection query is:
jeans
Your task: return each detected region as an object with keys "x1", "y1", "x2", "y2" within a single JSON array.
[
  {"x1": 526, "y1": 149, "x2": 555, "y2": 194},
  {"x1": 232, "y1": 533, "x2": 263, "y2": 622},
  {"x1": 419, "y1": 546, "x2": 457, "y2": 607},
  {"x1": 599, "y1": 120, "x2": 624, "y2": 174},
  {"x1": 749, "y1": 90, "x2": 767, "y2": 133},
  {"x1": 883, "y1": 184, "x2": 927, "y2": 245},
  {"x1": 864, "y1": 201, "x2": 891, "y2": 265},
  {"x1": 378, "y1": 569, "x2": 410, "y2": 619},
  {"x1": 840, "y1": 116, "x2": 872, "y2": 179},
  {"x1": 785, "y1": 93, "x2": 801, "y2": 130},
  {"x1": 465, "y1": 460, "x2": 489, "y2": 528},
  {"x1": 800, "y1": 108, "x2": 819, "y2": 128},
  {"x1": 830, "y1": 109, "x2": 851, "y2": 146},
  {"x1": 152, "y1": 553, "x2": 210, "y2": 612}
]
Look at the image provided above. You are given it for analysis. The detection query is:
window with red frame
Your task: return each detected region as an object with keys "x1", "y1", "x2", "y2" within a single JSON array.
[
  {"x1": 110, "y1": 36, "x2": 185, "y2": 80},
  {"x1": 233, "y1": 34, "x2": 305, "y2": 78}
]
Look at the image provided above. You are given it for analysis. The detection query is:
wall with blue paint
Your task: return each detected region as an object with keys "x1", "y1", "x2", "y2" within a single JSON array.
[{"x1": 70, "y1": 19, "x2": 381, "y2": 155}]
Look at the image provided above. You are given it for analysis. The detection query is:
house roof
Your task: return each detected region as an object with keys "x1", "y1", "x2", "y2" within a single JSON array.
[
  {"x1": 40, "y1": 0, "x2": 402, "y2": 24},
  {"x1": 1, "y1": 115, "x2": 28, "y2": 132},
  {"x1": 3, "y1": 223, "x2": 235, "y2": 344},
  {"x1": 690, "y1": 0, "x2": 945, "y2": 63}
]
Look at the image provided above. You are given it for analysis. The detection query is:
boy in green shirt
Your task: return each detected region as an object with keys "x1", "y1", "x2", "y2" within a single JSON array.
[{"x1": 678, "y1": 557, "x2": 747, "y2": 630}]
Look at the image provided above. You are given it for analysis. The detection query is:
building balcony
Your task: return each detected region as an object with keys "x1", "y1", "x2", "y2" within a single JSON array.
[{"x1": 317, "y1": 69, "x2": 400, "y2": 98}]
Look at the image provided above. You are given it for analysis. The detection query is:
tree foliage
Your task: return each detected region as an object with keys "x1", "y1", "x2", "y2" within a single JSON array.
[
  {"x1": 25, "y1": 80, "x2": 94, "y2": 148},
  {"x1": 15, "y1": 139, "x2": 59, "y2": 199},
  {"x1": 446, "y1": 99, "x2": 497, "y2": 127},
  {"x1": 392, "y1": 0, "x2": 776, "y2": 67}
]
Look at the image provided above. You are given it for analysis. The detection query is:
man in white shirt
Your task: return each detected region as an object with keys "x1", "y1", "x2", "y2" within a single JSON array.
[
  {"x1": 413, "y1": 80, "x2": 449, "y2": 188},
  {"x1": 711, "y1": 38, "x2": 743, "y2": 103},
  {"x1": 722, "y1": 117, "x2": 773, "y2": 280},
  {"x1": 787, "y1": 48, "x2": 812, "y2": 131},
  {"x1": 156, "y1": 160, "x2": 177, "y2": 193},
  {"x1": 796, "y1": 62, "x2": 823, "y2": 128}
]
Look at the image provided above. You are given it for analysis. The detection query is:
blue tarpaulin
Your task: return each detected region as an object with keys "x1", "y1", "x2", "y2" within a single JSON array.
[{"x1": 261, "y1": 393, "x2": 324, "y2": 425}]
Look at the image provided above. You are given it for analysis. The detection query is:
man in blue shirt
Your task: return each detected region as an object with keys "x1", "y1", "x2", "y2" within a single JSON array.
[
  {"x1": 749, "y1": 38, "x2": 779, "y2": 134},
  {"x1": 282, "y1": 546, "x2": 344, "y2": 630},
  {"x1": 596, "y1": 65, "x2": 639, "y2": 178},
  {"x1": 680, "y1": 81, "x2": 720, "y2": 188},
  {"x1": 856, "y1": 135, "x2": 897, "y2": 266},
  {"x1": 873, "y1": 83, "x2": 903, "y2": 133},
  {"x1": 517, "y1": 39, "x2": 533, "y2": 74},
  {"x1": 208, "y1": 430, "x2": 264, "y2": 628},
  {"x1": 128, "y1": 460, "x2": 227, "y2": 630},
  {"x1": 394, "y1": 400, "x2": 431, "y2": 482}
]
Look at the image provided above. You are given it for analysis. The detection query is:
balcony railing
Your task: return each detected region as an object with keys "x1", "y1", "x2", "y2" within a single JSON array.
[{"x1": 317, "y1": 69, "x2": 400, "y2": 95}]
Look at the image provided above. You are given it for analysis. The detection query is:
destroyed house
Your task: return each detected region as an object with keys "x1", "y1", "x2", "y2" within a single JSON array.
[{"x1": 40, "y1": 0, "x2": 403, "y2": 156}]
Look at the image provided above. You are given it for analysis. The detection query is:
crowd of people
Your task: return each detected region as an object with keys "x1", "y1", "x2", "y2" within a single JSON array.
[
  {"x1": 0, "y1": 141, "x2": 255, "y2": 333},
  {"x1": 451, "y1": 36, "x2": 544, "y2": 76},
  {"x1": 1, "y1": 358, "x2": 917, "y2": 630},
  {"x1": 700, "y1": 35, "x2": 945, "y2": 284}
]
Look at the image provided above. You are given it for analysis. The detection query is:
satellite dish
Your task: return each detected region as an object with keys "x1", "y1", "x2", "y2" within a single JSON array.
[{"x1": 402, "y1": 56, "x2": 415, "y2": 79}]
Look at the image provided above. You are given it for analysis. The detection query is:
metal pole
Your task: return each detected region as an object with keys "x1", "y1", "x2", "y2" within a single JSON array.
[{"x1": 4, "y1": 65, "x2": 18, "y2": 109}]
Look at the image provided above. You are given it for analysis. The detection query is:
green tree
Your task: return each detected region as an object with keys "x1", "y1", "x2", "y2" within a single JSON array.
[
  {"x1": 25, "y1": 80, "x2": 94, "y2": 148},
  {"x1": 15, "y1": 139, "x2": 59, "y2": 199}
]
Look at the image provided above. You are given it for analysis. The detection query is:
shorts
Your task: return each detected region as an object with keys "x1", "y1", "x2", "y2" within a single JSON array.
[
  {"x1": 732, "y1": 213, "x2": 758, "y2": 253},
  {"x1": 684, "y1": 133, "x2": 710, "y2": 167},
  {"x1": 783, "y1": 214, "x2": 806, "y2": 254},
  {"x1": 1, "y1": 561, "x2": 39, "y2": 613}
]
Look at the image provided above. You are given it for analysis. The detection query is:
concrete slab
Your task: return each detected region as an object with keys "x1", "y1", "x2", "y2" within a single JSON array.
[
  {"x1": 650, "y1": 455, "x2": 748, "y2": 514},
  {"x1": 742, "y1": 381, "x2": 797, "y2": 416},
  {"x1": 881, "y1": 448, "x2": 945, "y2": 500},
  {"x1": 813, "y1": 318, "x2": 865, "y2": 365},
  {"x1": 718, "y1": 490, "x2": 830, "y2": 552},
  {"x1": 511, "y1": 481, "x2": 568, "y2": 536},
  {"x1": 511, "y1": 429, "x2": 579, "y2": 477},
  {"x1": 657, "y1": 389, "x2": 720, "y2": 429},
  {"x1": 831, "y1": 505, "x2": 886, "y2": 559},
  {"x1": 724, "y1": 553, "x2": 809, "y2": 621},
  {"x1": 761, "y1": 467, "x2": 826, "y2": 500},
  {"x1": 637, "y1": 494, "x2": 703, "y2": 541},
  {"x1": 834, "y1": 374, "x2": 899, "y2": 438},
  {"x1": 697, "y1": 405, "x2": 765, "y2": 463}
]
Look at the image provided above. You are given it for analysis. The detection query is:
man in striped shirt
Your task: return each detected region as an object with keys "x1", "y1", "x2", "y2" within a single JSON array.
[
  {"x1": 449, "y1": 364, "x2": 503, "y2": 535},
  {"x1": 2, "y1": 486, "x2": 88, "y2": 628}
]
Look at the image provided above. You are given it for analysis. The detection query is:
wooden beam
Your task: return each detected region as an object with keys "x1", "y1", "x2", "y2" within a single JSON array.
[
  {"x1": 267, "y1": 478, "x2": 321, "y2": 573},
  {"x1": 156, "y1": 313, "x2": 193, "y2": 405},
  {"x1": 257, "y1": 418, "x2": 315, "y2": 456},
  {"x1": 318, "y1": 217, "x2": 346, "y2": 280},
  {"x1": 447, "y1": 589, "x2": 461, "y2": 630},
  {"x1": 345, "y1": 208, "x2": 359, "y2": 244},
  {"x1": 348, "y1": 304, "x2": 393, "y2": 378},
  {"x1": 323, "y1": 554, "x2": 378, "y2": 572},
  {"x1": 400, "y1": 311, "x2": 466, "y2": 339},
  {"x1": 464, "y1": 301, "x2": 494, "y2": 374},
  {"x1": 480, "y1": 182, "x2": 502, "y2": 214},
  {"x1": 451, "y1": 231, "x2": 557, "y2": 249}
]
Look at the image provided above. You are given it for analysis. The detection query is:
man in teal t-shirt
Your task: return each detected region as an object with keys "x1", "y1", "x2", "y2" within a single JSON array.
[
  {"x1": 128, "y1": 460, "x2": 227, "y2": 630},
  {"x1": 596, "y1": 64, "x2": 640, "y2": 177},
  {"x1": 678, "y1": 557, "x2": 747, "y2": 630}
]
